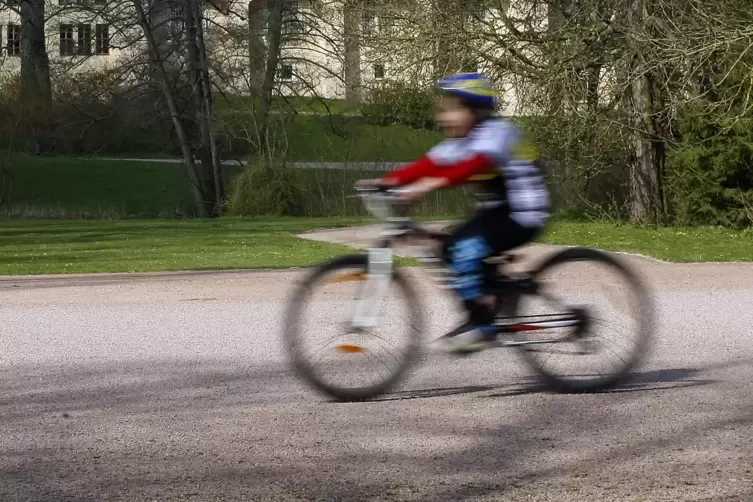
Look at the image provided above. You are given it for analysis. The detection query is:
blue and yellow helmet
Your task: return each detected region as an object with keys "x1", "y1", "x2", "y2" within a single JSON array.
[{"x1": 435, "y1": 73, "x2": 497, "y2": 110}]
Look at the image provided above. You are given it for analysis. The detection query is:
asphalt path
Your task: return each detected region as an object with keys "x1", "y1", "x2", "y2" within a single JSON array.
[{"x1": 1, "y1": 225, "x2": 752, "y2": 501}]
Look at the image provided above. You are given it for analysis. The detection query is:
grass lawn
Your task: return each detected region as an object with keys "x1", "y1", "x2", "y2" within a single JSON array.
[
  {"x1": 216, "y1": 110, "x2": 440, "y2": 162},
  {"x1": 0, "y1": 218, "x2": 371, "y2": 275},
  {"x1": 284, "y1": 115, "x2": 440, "y2": 162},
  {"x1": 542, "y1": 222, "x2": 753, "y2": 263},
  {"x1": 1, "y1": 154, "x2": 196, "y2": 218},
  {"x1": 0, "y1": 218, "x2": 751, "y2": 276}
]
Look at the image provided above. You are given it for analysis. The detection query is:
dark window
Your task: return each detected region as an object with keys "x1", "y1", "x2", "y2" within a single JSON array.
[
  {"x1": 60, "y1": 24, "x2": 75, "y2": 56},
  {"x1": 470, "y1": 0, "x2": 487, "y2": 20},
  {"x1": 374, "y1": 63, "x2": 385, "y2": 79},
  {"x1": 282, "y1": 0, "x2": 304, "y2": 37},
  {"x1": 279, "y1": 64, "x2": 293, "y2": 81},
  {"x1": 168, "y1": 6, "x2": 185, "y2": 41},
  {"x1": 7, "y1": 24, "x2": 21, "y2": 56},
  {"x1": 267, "y1": 0, "x2": 303, "y2": 35},
  {"x1": 95, "y1": 24, "x2": 109, "y2": 54},
  {"x1": 282, "y1": 18, "x2": 304, "y2": 36},
  {"x1": 362, "y1": 9, "x2": 375, "y2": 37},
  {"x1": 77, "y1": 24, "x2": 92, "y2": 55}
]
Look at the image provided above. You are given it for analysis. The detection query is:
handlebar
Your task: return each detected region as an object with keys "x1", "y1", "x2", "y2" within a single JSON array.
[{"x1": 353, "y1": 185, "x2": 413, "y2": 220}]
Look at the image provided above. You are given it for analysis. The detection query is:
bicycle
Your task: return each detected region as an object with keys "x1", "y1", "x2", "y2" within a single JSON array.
[{"x1": 283, "y1": 186, "x2": 654, "y2": 401}]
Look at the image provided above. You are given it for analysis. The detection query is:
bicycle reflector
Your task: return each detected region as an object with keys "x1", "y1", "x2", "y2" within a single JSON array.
[
  {"x1": 327, "y1": 272, "x2": 367, "y2": 283},
  {"x1": 336, "y1": 344, "x2": 366, "y2": 353}
]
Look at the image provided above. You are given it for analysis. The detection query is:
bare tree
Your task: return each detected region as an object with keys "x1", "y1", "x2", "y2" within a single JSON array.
[
  {"x1": 342, "y1": 0, "x2": 361, "y2": 104},
  {"x1": 248, "y1": 0, "x2": 267, "y2": 95},
  {"x1": 127, "y1": 0, "x2": 225, "y2": 216}
]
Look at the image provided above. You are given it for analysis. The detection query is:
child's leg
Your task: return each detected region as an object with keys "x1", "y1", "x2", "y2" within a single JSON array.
[
  {"x1": 438, "y1": 208, "x2": 541, "y2": 352},
  {"x1": 445, "y1": 213, "x2": 499, "y2": 327}
]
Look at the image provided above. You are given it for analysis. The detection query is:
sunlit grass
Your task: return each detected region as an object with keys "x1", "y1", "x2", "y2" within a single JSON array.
[
  {"x1": 1, "y1": 218, "x2": 750, "y2": 276},
  {"x1": 543, "y1": 222, "x2": 753, "y2": 262}
]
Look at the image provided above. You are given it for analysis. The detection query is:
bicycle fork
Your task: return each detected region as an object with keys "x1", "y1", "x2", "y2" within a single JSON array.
[{"x1": 349, "y1": 248, "x2": 394, "y2": 330}]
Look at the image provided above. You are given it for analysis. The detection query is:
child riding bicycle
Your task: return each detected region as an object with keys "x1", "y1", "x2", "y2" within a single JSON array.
[{"x1": 358, "y1": 73, "x2": 551, "y2": 354}]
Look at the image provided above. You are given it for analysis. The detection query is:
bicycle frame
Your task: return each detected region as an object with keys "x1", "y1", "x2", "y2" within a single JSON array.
[{"x1": 350, "y1": 189, "x2": 585, "y2": 345}]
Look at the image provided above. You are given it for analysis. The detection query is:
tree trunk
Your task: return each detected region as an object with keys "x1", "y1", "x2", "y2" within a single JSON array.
[
  {"x1": 432, "y1": 0, "x2": 456, "y2": 77},
  {"x1": 248, "y1": 0, "x2": 267, "y2": 96},
  {"x1": 187, "y1": 0, "x2": 224, "y2": 215},
  {"x1": 546, "y1": 0, "x2": 567, "y2": 114},
  {"x1": 257, "y1": 0, "x2": 283, "y2": 149},
  {"x1": 433, "y1": 0, "x2": 476, "y2": 76},
  {"x1": 148, "y1": 0, "x2": 172, "y2": 89},
  {"x1": 132, "y1": 0, "x2": 208, "y2": 217},
  {"x1": 19, "y1": 0, "x2": 51, "y2": 151},
  {"x1": 627, "y1": 0, "x2": 665, "y2": 224},
  {"x1": 629, "y1": 72, "x2": 664, "y2": 223},
  {"x1": 343, "y1": 0, "x2": 361, "y2": 105}
]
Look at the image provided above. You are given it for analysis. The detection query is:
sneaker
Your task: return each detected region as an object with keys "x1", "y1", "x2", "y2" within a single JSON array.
[{"x1": 434, "y1": 322, "x2": 496, "y2": 354}]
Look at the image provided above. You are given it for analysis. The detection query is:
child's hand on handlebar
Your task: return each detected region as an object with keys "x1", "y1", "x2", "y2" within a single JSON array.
[
  {"x1": 354, "y1": 177, "x2": 399, "y2": 191},
  {"x1": 395, "y1": 177, "x2": 449, "y2": 202}
]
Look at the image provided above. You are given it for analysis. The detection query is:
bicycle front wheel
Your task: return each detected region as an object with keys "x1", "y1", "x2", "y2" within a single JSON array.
[
  {"x1": 512, "y1": 247, "x2": 654, "y2": 393},
  {"x1": 283, "y1": 254, "x2": 424, "y2": 401}
]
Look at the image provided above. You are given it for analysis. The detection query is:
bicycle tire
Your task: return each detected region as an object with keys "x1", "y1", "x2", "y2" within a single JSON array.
[
  {"x1": 514, "y1": 247, "x2": 654, "y2": 393},
  {"x1": 283, "y1": 253, "x2": 424, "y2": 401}
]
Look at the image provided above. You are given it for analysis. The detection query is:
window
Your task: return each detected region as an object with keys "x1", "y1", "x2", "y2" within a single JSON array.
[
  {"x1": 59, "y1": 24, "x2": 75, "y2": 56},
  {"x1": 282, "y1": 18, "x2": 304, "y2": 36},
  {"x1": 95, "y1": 24, "x2": 109, "y2": 55},
  {"x1": 374, "y1": 63, "x2": 384, "y2": 80},
  {"x1": 363, "y1": 9, "x2": 395, "y2": 37},
  {"x1": 281, "y1": 0, "x2": 304, "y2": 37},
  {"x1": 168, "y1": 6, "x2": 185, "y2": 39},
  {"x1": 267, "y1": 0, "x2": 303, "y2": 36},
  {"x1": 469, "y1": 0, "x2": 487, "y2": 20},
  {"x1": 7, "y1": 24, "x2": 21, "y2": 56},
  {"x1": 377, "y1": 14, "x2": 395, "y2": 35},
  {"x1": 362, "y1": 9, "x2": 375, "y2": 37},
  {"x1": 283, "y1": 0, "x2": 299, "y2": 16},
  {"x1": 77, "y1": 24, "x2": 91, "y2": 55},
  {"x1": 279, "y1": 64, "x2": 294, "y2": 81}
]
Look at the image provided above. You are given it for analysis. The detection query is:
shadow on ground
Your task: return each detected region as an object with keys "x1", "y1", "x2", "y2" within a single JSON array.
[{"x1": 1, "y1": 359, "x2": 751, "y2": 501}]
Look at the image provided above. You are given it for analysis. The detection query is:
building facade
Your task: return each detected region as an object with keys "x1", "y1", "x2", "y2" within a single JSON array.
[
  {"x1": 0, "y1": 0, "x2": 122, "y2": 77},
  {"x1": 0, "y1": 0, "x2": 534, "y2": 114}
]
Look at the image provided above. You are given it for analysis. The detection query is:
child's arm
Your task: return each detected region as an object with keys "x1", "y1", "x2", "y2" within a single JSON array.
[
  {"x1": 382, "y1": 156, "x2": 439, "y2": 186},
  {"x1": 426, "y1": 153, "x2": 494, "y2": 186},
  {"x1": 384, "y1": 151, "x2": 493, "y2": 187},
  {"x1": 394, "y1": 153, "x2": 495, "y2": 201}
]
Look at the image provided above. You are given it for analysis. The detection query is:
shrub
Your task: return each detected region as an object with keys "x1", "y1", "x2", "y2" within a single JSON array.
[
  {"x1": 667, "y1": 104, "x2": 753, "y2": 228},
  {"x1": 361, "y1": 81, "x2": 436, "y2": 130},
  {"x1": 227, "y1": 158, "x2": 305, "y2": 216}
]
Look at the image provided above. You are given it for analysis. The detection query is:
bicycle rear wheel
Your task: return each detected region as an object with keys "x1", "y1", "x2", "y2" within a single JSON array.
[
  {"x1": 510, "y1": 247, "x2": 654, "y2": 393},
  {"x1": 283, "y1": 254, "x2": 424, "y2": 401}
]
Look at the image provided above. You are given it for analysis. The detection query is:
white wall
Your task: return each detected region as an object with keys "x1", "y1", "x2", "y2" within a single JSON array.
[
  {"x1": 0, "y1": 1, "x2": 125, "y2": 78},
  {"x1": 0, "y1": 0, "x2": 545, "y2": 115}
]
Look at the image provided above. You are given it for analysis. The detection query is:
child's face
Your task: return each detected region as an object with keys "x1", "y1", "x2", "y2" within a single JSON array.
[{"x1": 437, "y1": 95, "x2": 475, "y2": 138}]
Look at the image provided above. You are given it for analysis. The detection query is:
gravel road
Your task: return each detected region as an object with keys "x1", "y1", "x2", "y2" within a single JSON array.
[{"x1": 1, "y1": 225, "x2": 752, "y2": 501}]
